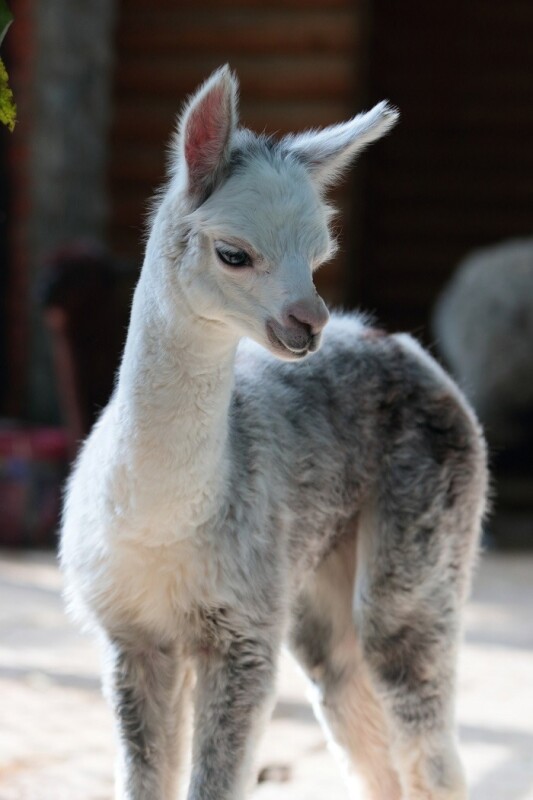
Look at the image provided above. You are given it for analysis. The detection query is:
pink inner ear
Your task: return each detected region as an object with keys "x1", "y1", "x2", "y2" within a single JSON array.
[{"x1": 184, "y1": 84, "x2": 230, "y2": 189}]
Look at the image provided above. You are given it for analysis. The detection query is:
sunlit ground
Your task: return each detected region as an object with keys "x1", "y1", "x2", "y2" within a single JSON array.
[{"x1": 0, "y1": 550, "x2": 532, "y2": 800}]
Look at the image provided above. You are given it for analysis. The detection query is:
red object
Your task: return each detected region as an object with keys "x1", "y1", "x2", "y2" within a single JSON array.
[{"x1": 0, "y1": 425, "x2": 70, "y2": 547}]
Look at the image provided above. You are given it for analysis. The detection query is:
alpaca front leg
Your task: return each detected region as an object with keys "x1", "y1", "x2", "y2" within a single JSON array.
[
  {"x1": 188, "y1": 638, "x2": 278, "y2": 800},
  {"x1": 103, "y1": 635, "x2": 191, "y2": 800}
]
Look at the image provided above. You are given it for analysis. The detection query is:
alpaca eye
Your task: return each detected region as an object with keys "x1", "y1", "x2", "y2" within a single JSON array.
[{"x1": 215, "y1": 243, "x2": 252, "y2": 268}]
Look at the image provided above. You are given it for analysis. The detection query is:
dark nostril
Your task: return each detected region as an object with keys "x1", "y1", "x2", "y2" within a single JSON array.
[
  {"x1": 283, "y1": 300, "x2": 329, "y2": 335},
  {"x1": 288, "y1": 315, "x2": 312, "y2": 337}
]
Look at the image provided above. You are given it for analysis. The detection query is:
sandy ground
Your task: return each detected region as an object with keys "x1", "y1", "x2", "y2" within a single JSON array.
[{"x1": 0, "y1": 550, "x2": 532, "y2": 800}]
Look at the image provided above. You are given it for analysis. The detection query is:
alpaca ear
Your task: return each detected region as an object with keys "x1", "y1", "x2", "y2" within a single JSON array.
[
  {"x1": 284, "y1": 101, "x2": 399, "y2": 189},
  {"x1": 174, "y1": 65, "x2": 238, "y2": 203}
]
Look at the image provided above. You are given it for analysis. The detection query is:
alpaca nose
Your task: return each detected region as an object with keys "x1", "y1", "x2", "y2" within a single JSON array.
[{"x1": 282, "y1": 299, "x2": 330, "y2": 336}]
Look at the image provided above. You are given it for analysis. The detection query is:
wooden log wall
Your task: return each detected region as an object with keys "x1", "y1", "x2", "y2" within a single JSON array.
[
  {"x1": 362, "y1": 1, "x2": 533, "y2": 336},
  {"x1": 108, "y1": 0, "x2": 361, "y2": 303}
]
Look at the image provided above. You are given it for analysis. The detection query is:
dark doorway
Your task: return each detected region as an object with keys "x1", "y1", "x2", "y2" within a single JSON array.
[{"x1": 360, "y1": 1, "x2": 533, "y2": 337}]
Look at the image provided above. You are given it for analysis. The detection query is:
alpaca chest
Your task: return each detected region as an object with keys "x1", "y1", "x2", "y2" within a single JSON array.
[{"x1": 99, "y1": 533, "x2": 222, "y2": 637}]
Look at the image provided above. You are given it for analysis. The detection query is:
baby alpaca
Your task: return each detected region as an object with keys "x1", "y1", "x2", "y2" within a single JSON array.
[{"x1": 61, "y1": 66, "x2": 488, "y2": 800}]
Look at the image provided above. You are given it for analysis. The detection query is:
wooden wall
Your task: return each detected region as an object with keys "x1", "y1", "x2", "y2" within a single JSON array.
[
  {"x1": 361, "y1": 1, "x2": 533, "y2": 336},
  {"x1": 108, "y1": 0, "x2": 361, "y2": 303}
]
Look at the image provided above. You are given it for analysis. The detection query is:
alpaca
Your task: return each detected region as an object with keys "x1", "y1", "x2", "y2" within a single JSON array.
[
  {"x1": 433, "y1": 237, "x2": 533, "y2": 451},
  {"x1": 60, "y1": 66, "x2": 488, "y2": 800}
]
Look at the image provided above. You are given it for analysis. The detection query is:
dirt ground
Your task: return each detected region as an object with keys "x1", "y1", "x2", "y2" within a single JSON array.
[{"x1": 0, "y1": 549, "x2": 532, "y2": 800}]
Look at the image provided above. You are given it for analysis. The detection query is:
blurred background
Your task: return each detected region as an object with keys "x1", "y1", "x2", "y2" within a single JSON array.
[
  {"x1": 0, "y1": 2, "x2": 532, "y2": 798},
  {"x1": 1, "y1": 0, "x2": 533, "y2": 546}
]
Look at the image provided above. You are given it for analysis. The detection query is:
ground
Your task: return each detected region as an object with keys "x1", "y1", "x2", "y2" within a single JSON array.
[{"x1": 0, "y1": 550, "x2": 532, "y2": 800}]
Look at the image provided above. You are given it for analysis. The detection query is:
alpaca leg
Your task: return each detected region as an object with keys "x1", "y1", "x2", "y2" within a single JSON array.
[
  {"x1": 358, "y1": 588, "x2": 468, "y2": 800},
  {"x1": 187, "y1": 634, "x2": 278, "y2": 800},
  {"x1": 103, "y1": 634, "x2": 191, "y2": 800},
  {"x1": 161, "y1": 660, "x2": 195, "y2": 799},
  {"x1": 316, "y1": 659, "x2": 403, "y2": 800},
  {"x1": 290, "y1": 536, "x2": 402, "y2": 800},
  {"x1": 356, "y1": 501, "x2": 482, "y2": 800}
]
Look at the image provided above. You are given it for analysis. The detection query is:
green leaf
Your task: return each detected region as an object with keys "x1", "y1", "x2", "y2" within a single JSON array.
[
  {"x1": 0, "y1": 0, "x2": 12, "y2": 47},
  {"x1": 0, "y1": 57, "x2": 16, "y2": 131}
]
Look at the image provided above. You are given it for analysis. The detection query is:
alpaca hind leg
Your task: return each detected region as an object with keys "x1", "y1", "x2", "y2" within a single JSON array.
[
  {"x1": 289, "y1": 535, "x2": 402, "y2": 800},
  {"x1": 356, "y1": 500, "x2": 482, "y2": 800},
  {"x1": 102, "y1": 633, "x2": 191, "y2": 800},
  {"x1": 359, "y1": 590, "x2": 468, "y2": 800},
  {"x1": 314, "y1": 651, "x2": 403, "y2": 800}
]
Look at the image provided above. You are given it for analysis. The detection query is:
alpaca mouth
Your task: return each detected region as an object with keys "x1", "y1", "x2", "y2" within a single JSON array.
[{"x1": 266, "y1": 322, "x2": 315, "y2": 358}]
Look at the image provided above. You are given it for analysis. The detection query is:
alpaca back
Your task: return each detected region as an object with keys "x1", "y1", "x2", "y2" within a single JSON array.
[{"x1": 229, "y1": 312, "x2": 485, "y2": 581}]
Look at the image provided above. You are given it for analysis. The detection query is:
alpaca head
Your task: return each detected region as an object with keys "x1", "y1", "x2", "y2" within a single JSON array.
[{"x1": 168, "y1": 65, "x2": 398, "y2": 360}]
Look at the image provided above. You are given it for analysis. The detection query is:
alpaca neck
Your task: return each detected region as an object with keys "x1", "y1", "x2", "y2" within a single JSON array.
[{"x1": 113, "y1": 232, "x2": 239, "y2": 540}]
